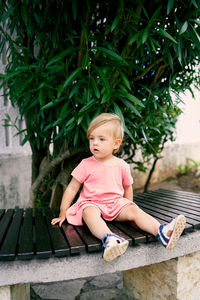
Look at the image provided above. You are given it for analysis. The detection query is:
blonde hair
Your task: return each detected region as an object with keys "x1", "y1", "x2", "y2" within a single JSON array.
[{"x1": 87, "y1": 113, "x2": 124, "y2": 153}]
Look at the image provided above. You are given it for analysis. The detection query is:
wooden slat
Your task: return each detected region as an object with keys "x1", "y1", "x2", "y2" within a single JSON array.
[
  {"x1": 149, "y1": 189, "x2": 200, "y2": 204},
  {"x1": 134, "y1": 200, "x2": 194, "y2": 231},
  {"x1": 0, "y1": 209, "x2": 5, "y2": 221},
  {"x1": 135, "y1": 190, "x2": 200, "y2": 229},
  {"x1": 75, "y1": 225, "x2": 101, "y2": 253},
  {"x1": 135, "y1": 197, "x2": 200, "y2": 222},
  {"x1": 107, "y1": 223, "x2": 133, "y2": 245},
  {"x1": 0, "y1": 209, "x2": 14, "y2": 247},
  {"x1": 0, "y1": 209, "x2": 23, "y2": 261},
  {"x1": 44, "y1": 208, "x2": 70, "y2": 257},
  {"x1": 112, "y1": 221, "x2": 147, "y2": 244},
  {"x1": 137, "y1": 191, "x2": 200, "y2": 210},
  {"x1": 18, "y1": 208, "x2": 34, "y2": 260},
  {"x1": 136, "y1": 193, "x2": 200, "y2": 214},
  {"x1": 62, "y1": 222, "x2": 85, "y2": 255},
  {"x1": 35, "y1": 208, "x2": 52, "y2": 258}
]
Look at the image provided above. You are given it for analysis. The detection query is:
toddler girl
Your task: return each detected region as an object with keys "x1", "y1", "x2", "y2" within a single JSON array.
[{"x1": 51, "y1": 113, "x2": 186, "y2": 262}]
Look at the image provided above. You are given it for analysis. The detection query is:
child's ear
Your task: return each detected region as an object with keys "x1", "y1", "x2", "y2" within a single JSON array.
[{"x1": 114, "y1": 139, "x2": 122, "y2": 150}]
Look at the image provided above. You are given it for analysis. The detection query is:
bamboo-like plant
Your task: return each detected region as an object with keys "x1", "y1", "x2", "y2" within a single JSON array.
[{"x1": 0, "y1": 0, "x2": 200, "y2": 205}]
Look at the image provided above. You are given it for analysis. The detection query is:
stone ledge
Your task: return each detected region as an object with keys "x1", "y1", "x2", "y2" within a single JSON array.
[{"x1": 1, "y1": 230, "x2": 200, "y2": 287}]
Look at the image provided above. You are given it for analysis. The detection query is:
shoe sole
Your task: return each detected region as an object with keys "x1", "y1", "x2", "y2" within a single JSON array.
[
  {"x1": 167, "y1": 215, "x2": 186, "y2": 250},
  {"x1": 103, "y1": 240, "x2": 129, "y2": 262}
]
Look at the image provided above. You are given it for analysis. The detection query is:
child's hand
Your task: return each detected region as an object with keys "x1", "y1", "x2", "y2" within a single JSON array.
[{"x1": 51, "y1": 216, "x2": 65, "y2": 227}]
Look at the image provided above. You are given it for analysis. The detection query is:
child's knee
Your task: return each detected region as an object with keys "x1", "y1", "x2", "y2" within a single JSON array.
[{"x1": 82, "y1": 206, "x2": 100, "y2": 220}]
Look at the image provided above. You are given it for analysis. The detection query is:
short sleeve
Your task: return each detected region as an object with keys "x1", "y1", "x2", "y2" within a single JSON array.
[
  {"x1": 71, "y1": 160, "x2": 87, "y2": 183},
  {"x1": 122, "y1": 162, "x2": 133, "y2": 186}
]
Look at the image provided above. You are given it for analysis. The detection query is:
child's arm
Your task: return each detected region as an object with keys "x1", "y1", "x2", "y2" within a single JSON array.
[
  {"x1": 51, "y1": 177, "x2": 81, "y2": 227},
  {"x1": 123, "y1": 184, "x2": 133, "y2": 202}
]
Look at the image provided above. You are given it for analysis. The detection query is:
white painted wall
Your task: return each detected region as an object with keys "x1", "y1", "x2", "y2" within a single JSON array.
[
  {"x1": 133, "y1": 87, "x2": 200, "y2": 188},
  {"x1": 176, "y1": 88, "x2": 200, "y2": 144}
]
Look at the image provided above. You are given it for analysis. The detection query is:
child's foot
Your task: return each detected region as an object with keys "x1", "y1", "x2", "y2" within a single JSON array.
[
  {"x1": 156, "y1": 215, "x2": 186, "y2": 250},
  {"x1": 102, "y1": 233, "x2": 129, "y2": 262}
]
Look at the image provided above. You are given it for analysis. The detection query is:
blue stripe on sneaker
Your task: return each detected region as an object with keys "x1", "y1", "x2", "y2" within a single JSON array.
[
  {"x1": 155, "y1": 224, "x2": 169, "y2": 247},
  {"x1": 159, "y1": 224, "x2": 170, "y2": 245}
]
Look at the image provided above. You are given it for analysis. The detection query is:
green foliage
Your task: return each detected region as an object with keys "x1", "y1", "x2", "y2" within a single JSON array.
[
  {"x1": 178, "y1": 158, "x2": 200, "y2": 176},
  {"x1": 0, "y1": 0, "x2": 200, "y2": 176}
]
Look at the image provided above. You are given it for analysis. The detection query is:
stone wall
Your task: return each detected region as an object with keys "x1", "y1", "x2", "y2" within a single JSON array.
[{"x1": 123, "y1": 251, "x2": 200, "y2": 300}]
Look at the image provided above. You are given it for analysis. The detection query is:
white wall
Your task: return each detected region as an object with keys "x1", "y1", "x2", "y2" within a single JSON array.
[
  {"x1": 133, "y1": 87, "x2": 200, "y2": 188},
  {"x1": 176, "y1": 88, "x2": 200, "y2": 144}
]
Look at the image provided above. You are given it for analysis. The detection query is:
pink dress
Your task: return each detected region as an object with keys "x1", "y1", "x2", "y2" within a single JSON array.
[{"x1": 66, "y1": 156, "x2": 135, "y2": 225}]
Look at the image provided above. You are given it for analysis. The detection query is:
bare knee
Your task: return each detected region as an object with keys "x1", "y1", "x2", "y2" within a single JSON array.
[
  {"x1": 116, "y1": 204, "x2": 141, "y2": 221},
  {"x1": 82, "y1": 206, "x2": 101, "y2": 222}
]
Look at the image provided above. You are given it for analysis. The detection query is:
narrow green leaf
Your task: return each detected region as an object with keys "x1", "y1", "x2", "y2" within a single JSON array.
[
  {"x1": 79, "y1": 99, "x2": 95, "y2": 113},
  {"x1": 2, "y1": 6, "x2": 14, "y2": 24},
  {"x1": 58, "y1": 67, "x2": 82, "y2": 97},
  {"x1": 167, "y1": 0, "x2": 175, "y2": 14},
  {"x1": 179, "y1": 21, "x2": 188, "y2": 35},
  {"x1": 21, "y1": 4, "x2": 28, "y2": 25},
  {"x1": 101, "y1": 92, "x2": 110, "y2": 104},
  {"x1": 190, "y1": 24, "x2": 200, "y2": 43},
  {"x1": 92, "y1": 65, "x2": 110, "y2": 90},
  {"x1": 158, "y1": 28, "x2": 177, "y2": 44},
  {"x1": 111, "y1": 14, "x2": 120, "y2": 32},
  {"x1": 82, "y1": 51, "x2": 89, "y2": 69},
  {"x1": 91, "y1": 77, "x2": 100, "y2": 99},
  {"x1": 167, "y1": 50, "x2": 174, "y2": 71},
  {"x1": 44, "y1": 119, "x2": 62, "y2": 132},
  {"x1": 141, "y1": 127, "x2": 148, "y2": 142},
  {"x1": 149, "y1": 37, "x2": 156, "y2": 51},
  {"x1": 59, "y1": 102, "x2": 70, "y2": 119},
  {"x1": 148, "y1": 6, "x2": 162, "y2": 27},
  {"x1": 65, "y1": 117, "x2": 75, "y2": 127},
  {"x1": 120, "y1": 72, "x2": 131, "y2": 90},
  {"x1": 95, "y1": 47, "x2": 127, "y2": 64},
  {"x1": 121, "y1": 98, "x2": 141, "y2": 117},
  {"x1": 128, "y1": 32, "x2": 141, "y2": 45},
  {"x1": 72, "y1": 0, "x2": 77, "y2": 20},
  {"x1": 120, "y1": 90, "x2": 144, "y2": 108},
  {"x1": 142, "y1": 7, "x2": 149, "y2": 19},
  {"x1": 113, "y1": 103, "x2": 125, "y2": 128},
  {"x1": 74, "y1": 126, "x2": 79, "y2": 147},
  {"x1": 41, "y1": 98, "x2": 62, "y2": 111},
  {"x1": 124, "y1": 125, "x2": 135, "y2": 142},
  {"x1": 177, "y1": 40, "x2": 182, "y2": 65},
  {"x1": 46, "y1": 48, "x2": 78, "y2": 68},
  {"x1": 142, "y1": 27, "x2": 149, "y2": 44},
  {"x1": 191, "y1": 0, "x2": 198, "y2": 8}
]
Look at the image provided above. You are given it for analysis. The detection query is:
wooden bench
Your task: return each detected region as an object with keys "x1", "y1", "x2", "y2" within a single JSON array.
[{"x1": 1, "y1": 188, "x2": 200, "y2": 300}]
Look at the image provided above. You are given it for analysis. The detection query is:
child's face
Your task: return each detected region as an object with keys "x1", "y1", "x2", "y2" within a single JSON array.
[{"x1": 88, "y1": 123, "x2": 121, "y2": 161}]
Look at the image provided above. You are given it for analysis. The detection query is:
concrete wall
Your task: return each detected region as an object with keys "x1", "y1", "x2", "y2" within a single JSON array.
[{"x1": 0, "y1": 46, "x2": 32, "y2": 209}]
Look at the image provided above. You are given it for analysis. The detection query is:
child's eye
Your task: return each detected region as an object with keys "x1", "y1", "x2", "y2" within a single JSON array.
[
  {"x1": 100, "y1": 138, "x2": 105, "y2": 141},
  {"x1": 89, "y1": 137, "x2": 94, "y2": 141}
]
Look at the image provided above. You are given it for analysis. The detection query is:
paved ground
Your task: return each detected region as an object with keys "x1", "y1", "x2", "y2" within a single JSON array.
[{"x1": 31, "y1": 272, "x2": 133, "y2": 300}]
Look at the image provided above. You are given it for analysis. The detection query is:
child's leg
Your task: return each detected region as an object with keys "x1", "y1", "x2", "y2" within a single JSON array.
[
  {"x1": 115, "y1": 204, "x2": 186, "y2": 249},
  {"x1": 115, "y1": 204, "x2": 160, "y2": 236},
  {"x1": 82, "y1": 206, "x2": 112, "y2": 239},
  {"x1": 82, "y1": 206, "x2": 129, "y2": 261}
]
